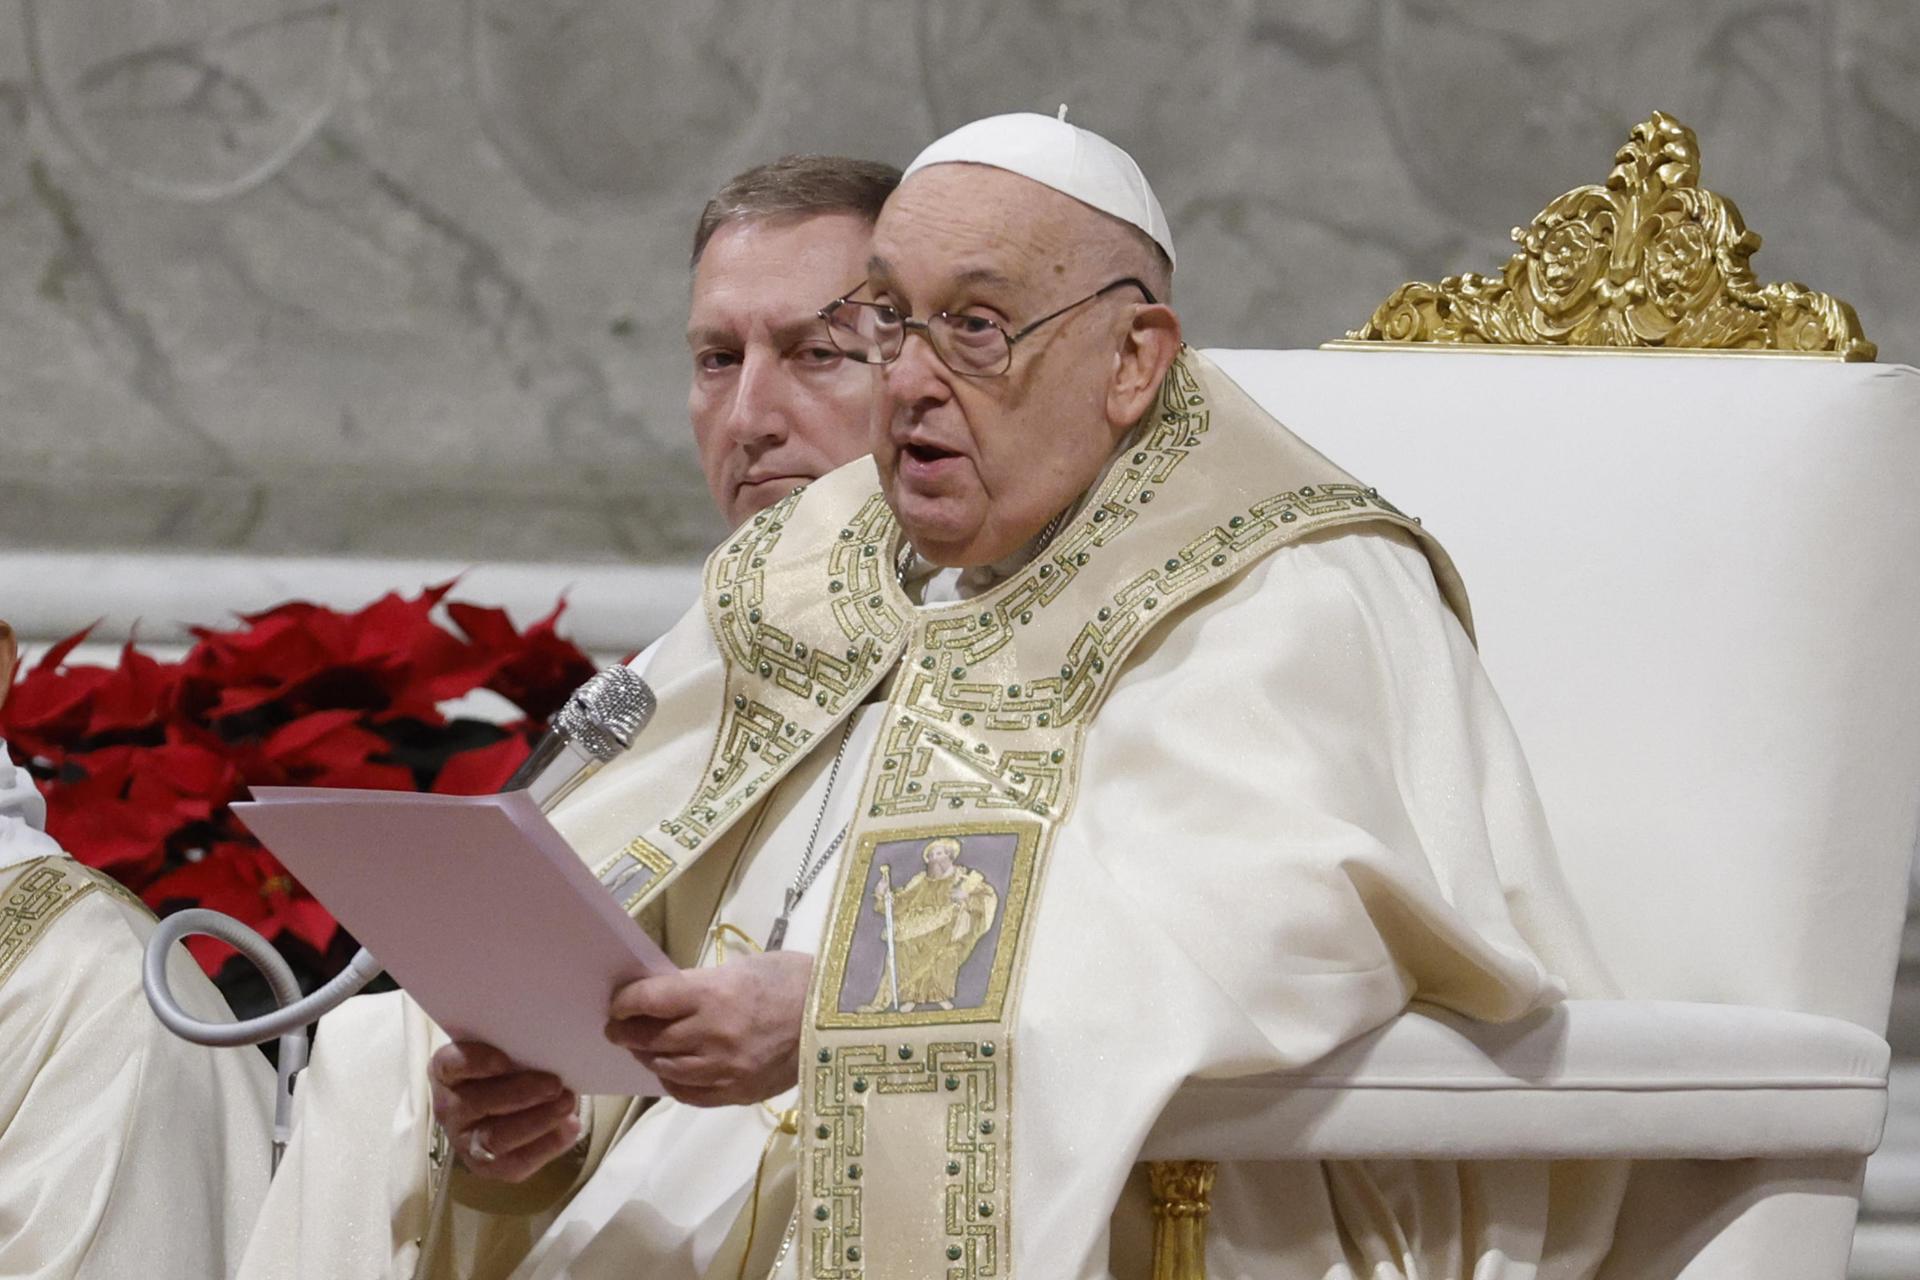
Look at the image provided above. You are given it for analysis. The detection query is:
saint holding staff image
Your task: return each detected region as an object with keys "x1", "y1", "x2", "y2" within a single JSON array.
[{"x1": 860, "y1": 836, "x2": 999, "y2": 1013}]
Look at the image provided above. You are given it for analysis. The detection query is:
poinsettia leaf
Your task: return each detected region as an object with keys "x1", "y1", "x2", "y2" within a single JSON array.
[
  {"x1": 261, "y1": 709, "x2": 365, "y2": 759},
  {"x1": 312, "y1": 760, "x2": 417, "y2": 791},
  {"x1": 445, "y1": 602, "x2": 517, "y2": 649},
  {"x1": 432, "y1": 733, "x2": 531, "y2": 795},
  {"x1": 279, "y1": 894, "x2": 340, "y2": 952},
  {"x1": 86, "y1": 640, "x2": 180, "y2": 737},
  {"x1": 419, "y1": 576, "x2": 461, "y2": 609},
  {"x1": 4, "y1": 663, "x2": 112, "y2": 731},
  {"x1": 34, "y1": 623, "x2": 99, "y2": 674}
]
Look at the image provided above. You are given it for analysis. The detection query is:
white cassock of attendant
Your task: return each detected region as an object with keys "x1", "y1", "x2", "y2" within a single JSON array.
[
  {"x1": 239, "y1": 113, "x2": 1625, "y2": 1280},
  {"x1": 0, "y1": 738, "x2": 274, "y2": 1278}
]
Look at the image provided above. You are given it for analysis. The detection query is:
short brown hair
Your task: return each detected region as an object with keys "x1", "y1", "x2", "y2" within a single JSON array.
[{"x1": 690, "y1": 155, "x2": 901, "y2": 269}]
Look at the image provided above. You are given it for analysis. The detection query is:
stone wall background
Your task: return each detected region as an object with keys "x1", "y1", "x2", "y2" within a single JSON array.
[
  {"x1": 1, "y1": 0, "x2": 1916, "y2": 1272},
  {"x1": 3, "y1": 0, "x2": 1918, "y2": 567}
]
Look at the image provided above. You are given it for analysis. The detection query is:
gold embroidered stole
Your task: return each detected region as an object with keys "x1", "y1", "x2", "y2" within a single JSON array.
[{"x1": 569, "y1": 349, "x2": 1464, "y2": 1277}]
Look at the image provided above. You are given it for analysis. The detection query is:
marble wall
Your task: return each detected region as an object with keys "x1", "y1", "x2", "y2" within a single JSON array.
[
  {"x1": 3, "y1": 0, "x2": 1917, "y2": 1270},
  {"x1": 3, "y1": 0, "x2": 1917, "y2": 569}
]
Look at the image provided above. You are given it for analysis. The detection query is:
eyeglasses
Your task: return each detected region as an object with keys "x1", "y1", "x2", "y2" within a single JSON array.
[{"x1": 818, "y1": 277, "x2": 1156, "y2": 378}]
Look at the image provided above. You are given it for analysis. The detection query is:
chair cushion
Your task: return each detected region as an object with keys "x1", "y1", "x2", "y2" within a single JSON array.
[{"x1": 1140, "y1": 999, "x2": 1891, "y2": 1161}]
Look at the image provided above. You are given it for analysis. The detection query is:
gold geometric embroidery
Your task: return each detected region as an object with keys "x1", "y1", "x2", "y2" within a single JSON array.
[
  {"x1": 593, "y1": 838, "x2": 677, "y2": 911},
  {"x1": 711, "y1": 492, "x2": 903, "y2": 712},
  {"x1": 0, "y1": 860, "x2": 97, "y2": 988},
  {"x1": 828, "y1": 495, "x2": 909, "y2": 654},
  {"x1": 657, "y1": 695, "x2": 813, "y2": 851},
  {"x1": 867, "y1": 716, "x2": 1064, "y2": 820},
  {"x1": 709, "y1": 487, "x2": 809, "y2": 669},
  {"x1": 807, "y1": 1042, "x2": 1001, "y2": 1279}
]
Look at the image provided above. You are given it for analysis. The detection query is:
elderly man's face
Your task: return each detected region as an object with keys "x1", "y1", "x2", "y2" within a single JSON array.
[
  {"x1": 688, "y1": 212, "x2": 880, "y2": 526},
  {"x1": 0, "y1": 621, "x2": 13, "y2": 711},
  {"x1": 867, "y1": 166, "x2": 1166, "y2": 567}
]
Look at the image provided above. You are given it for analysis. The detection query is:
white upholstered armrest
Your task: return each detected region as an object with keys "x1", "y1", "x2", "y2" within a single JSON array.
[{"x1": 1140, "y1": 1000, "x2": 1890, "y2": 1162}]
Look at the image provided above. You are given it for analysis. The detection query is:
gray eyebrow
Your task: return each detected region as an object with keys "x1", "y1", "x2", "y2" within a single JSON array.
[{"x1": 863, "y1": 258, "x2": 1019, "y2": 304}]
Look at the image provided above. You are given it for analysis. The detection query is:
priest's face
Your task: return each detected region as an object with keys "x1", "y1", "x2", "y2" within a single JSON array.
[
  {"x1": 866, "y1": 165, "x2": 1175, "y2": 567},
  {"x1": 688, "y1": 212, "x2": 880, "y2": 526},
  {"x1": 0, "y1": 620, "x2": 13, "y2": 710}
]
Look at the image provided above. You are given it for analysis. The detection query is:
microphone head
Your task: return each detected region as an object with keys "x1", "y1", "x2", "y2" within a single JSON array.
[{"x1": 556, "y1": 665, "x2": 656, "y2": 763}]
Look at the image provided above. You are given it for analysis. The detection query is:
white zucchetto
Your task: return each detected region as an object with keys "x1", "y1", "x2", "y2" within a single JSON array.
[{"x1": 901, "y1": 109, "x2": 1176, "y2": 271}]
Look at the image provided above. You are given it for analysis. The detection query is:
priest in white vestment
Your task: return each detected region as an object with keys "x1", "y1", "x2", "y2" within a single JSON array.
[
  {"x1": 242, "y1": 118, "x2": 1624, "y2": 1280},
  {"x1": 0, "y1": 620, "x2": 275, "y2": 1278}
]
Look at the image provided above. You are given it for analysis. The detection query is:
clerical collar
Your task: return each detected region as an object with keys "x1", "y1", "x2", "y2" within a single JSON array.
[{"x1": 898, "y1": 526, "x2": 1057, "y2": 606}]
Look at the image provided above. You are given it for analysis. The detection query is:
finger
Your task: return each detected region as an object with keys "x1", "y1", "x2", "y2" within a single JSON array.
[
  {"x1": 466, "y1": 1115, "x2": 584, "y2": 1184},
  {"x1": 480, "y1": 1092, "x2": 581, "y2": 1158},
  {"x1": 432, "y1": 1040, "x2": 527, "y2": 1087},
  {"x1": 643, "y1": 1053, "x2": 730, "y2": 1088},
  {"x1": 609, "y1": 972, "x2": 706, "y2": 1022},
  {"x1": 446, "y1": 1069, "x2": 568, "y2": 1120},
  {"x1": 604, "y1": 1015, "x2": 706, "y2": 1057}
]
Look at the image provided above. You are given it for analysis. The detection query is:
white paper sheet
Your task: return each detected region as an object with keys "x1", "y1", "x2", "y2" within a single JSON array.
[{"x1": 234, "y1": 786, "x2": 671, "y2": 1095}]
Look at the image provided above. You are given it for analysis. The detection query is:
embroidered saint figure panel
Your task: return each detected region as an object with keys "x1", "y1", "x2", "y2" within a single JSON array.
[{"x1": 818, "y1": 824, "x2": 1038, "y2": 1029}]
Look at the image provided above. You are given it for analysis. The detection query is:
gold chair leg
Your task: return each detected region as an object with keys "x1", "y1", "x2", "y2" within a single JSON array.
[{"x1": 1147, "y1": 1160, "x2": 1216, "y2": 1280}]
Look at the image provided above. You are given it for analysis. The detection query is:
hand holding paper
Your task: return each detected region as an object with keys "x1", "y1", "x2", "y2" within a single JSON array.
[{"x1": 604, "y1": 948, "x2": 815, "y2": 1107}]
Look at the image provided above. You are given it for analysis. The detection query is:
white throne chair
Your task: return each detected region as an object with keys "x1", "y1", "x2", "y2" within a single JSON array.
[{"x1": 1138, "y1": 113, "x2": 1920, "y2": 1280}]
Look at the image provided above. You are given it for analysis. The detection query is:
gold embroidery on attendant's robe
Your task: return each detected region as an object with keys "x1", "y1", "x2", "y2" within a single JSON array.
[{"x1": 0, "y1": 857, "x2": 148, "y2": 988}]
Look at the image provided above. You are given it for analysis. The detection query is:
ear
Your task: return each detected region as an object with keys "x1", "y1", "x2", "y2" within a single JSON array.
[
  {"x1": 0, "y1": 620, "x2": 14, "y2": 712},
  {"x1": 1105, "y1": 303, "x2": 1183, "y2": 432}
]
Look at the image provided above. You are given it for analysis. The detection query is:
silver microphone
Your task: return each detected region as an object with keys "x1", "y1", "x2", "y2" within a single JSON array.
[
  {"x1": 143, "y1": 664, "x2": 657, "y2": 1168},
  {"x1": 506, "y1": 664, "x2": 657, "y2": 811}
]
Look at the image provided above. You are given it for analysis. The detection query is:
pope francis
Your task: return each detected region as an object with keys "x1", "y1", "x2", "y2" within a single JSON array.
[{"x1": 241, "y1": 114, "x2": 1624, "y2": 1280}]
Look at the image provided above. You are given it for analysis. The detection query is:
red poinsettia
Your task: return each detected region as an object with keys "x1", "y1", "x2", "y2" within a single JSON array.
[
  {"x1": 179, "y1": 581, "x2": 504, "y2": 724},
  {"x1": 447, "y1": 600, "x2": 597, "y2": 722},
  {"x1": 0, "y1": 585, "x2": 594, "y2": 1002},
  {"x1": 43, "y1": 740, "x2": 238, "y2": 886},
  {"x1": 143, "y1": 842, "x2": 339, "y2": 972}
]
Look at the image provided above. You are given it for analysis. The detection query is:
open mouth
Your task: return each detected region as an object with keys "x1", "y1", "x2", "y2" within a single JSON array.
[{"x1": 903, "y1": 442, "x2": 960, "y2": 466}]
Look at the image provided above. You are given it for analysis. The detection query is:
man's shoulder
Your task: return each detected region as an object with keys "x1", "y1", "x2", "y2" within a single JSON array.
[
  {"x1": 0, "y1": 854, "x2": 151, "y2": 997},
  {"x1": 1151, "y1": 521, "x2": 1467, "y2": 663}
]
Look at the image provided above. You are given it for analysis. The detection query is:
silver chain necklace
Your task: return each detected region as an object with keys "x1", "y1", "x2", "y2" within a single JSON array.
[{"x1": 765, "y1": 715, "x2": 856, "y2": 952}]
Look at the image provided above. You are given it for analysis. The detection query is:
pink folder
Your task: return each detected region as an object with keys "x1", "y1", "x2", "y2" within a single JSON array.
[{"x1": 234, "y1": 786, "x2": 671, "y2": 1095}]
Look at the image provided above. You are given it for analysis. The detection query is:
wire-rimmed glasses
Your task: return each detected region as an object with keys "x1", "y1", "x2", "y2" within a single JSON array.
[{"x1": 818, "y1": 277, "x2": 1156, "y2": 378}]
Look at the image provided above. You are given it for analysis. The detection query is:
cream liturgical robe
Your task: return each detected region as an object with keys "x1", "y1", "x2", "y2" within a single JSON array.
[
  {"x1": 242, "y1": 349, "x2": 1622, "y2": 1280},
  {"x1": 0, "y1": 743, "x2": 274, "y2": 1279}
]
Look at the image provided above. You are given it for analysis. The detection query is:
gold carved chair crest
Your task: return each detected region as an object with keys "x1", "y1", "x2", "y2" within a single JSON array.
[{"x1": 1340, "y1": 110, "x2": 1875, "y2": 361}]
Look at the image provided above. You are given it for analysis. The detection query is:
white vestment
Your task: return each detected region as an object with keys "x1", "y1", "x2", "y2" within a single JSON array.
[
  {"x1": 0, "y1": 741, "x2": 274, "y2": 1279},
  {"x1": 237, "y1": 520, "x2": 1622, "y2": 1279}
]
